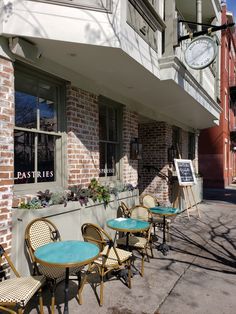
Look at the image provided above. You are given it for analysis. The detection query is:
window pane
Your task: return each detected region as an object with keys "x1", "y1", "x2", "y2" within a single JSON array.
[
  {"x1": 99, "y1": 104, "x2": 107, "y2": 140},
  {"x1": 108, "y1": 107, "x2": 117, "y2": 141},
  {"x1": 14, "y1": 130, "x2": 35, "y2": 184},
  {"x1": 99, "y1": 142, "x2": 106, "y2": 177},
  {"x1": 15, "y1": 91, "x2": 37, "y2": 129},
  {"x1": 37, "y1": 134, "x2": 56, "y2": 182},
  {"x1": 15, "y1": 73, "x2": 38, "y2": 129},
  {"x1": 39, "y1": 83, "x2": 58, "y2": 132},
  {"x1": 107, "y1": 143, "x2": 116, "y2": 176}
]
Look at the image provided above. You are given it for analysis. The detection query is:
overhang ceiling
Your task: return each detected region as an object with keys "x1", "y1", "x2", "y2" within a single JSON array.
[
  {"x1": 176, "y1": 0, "x2": 218, "y2": 24},
  {"x1": 24, "y1": 37, "x2": 218, "y2": 130}
]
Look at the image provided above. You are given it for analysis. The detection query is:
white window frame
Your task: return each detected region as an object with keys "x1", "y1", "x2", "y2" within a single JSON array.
[
  {"x1": 14, "y1": 63, "x2": 66, "y2": 193},
  {"x1": 98, "y1": 97, "x2": 122, "y2": 182}
]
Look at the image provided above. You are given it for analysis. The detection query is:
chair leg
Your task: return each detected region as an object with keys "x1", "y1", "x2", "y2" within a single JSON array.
[
  {"x1": 38, "y1": 288, "x2": 44, "y2": 314},
  {"x1": 141, "y1": 253, "x2": 144, "y2": 277},
  {"x1": 0, "y1": 306, "x2": 16, "y2": 314},
  {"x1": 100, "y1": 268, "x2": 104, "y2": 306},
  {"x1": 50, "y1": 285, "x2": 56, "y2": 314},
  {"x1": 77, "y1": 264, "x2": 92, "y2": 305},
  {"x1": 128, "y1": 259, "x2": 131, "y2": 289},
  {"x1": 51, "y1": 293, "x2": 55, "y2": 314},
  {"x1": 145, "y1": 247, "x2": 150, "y2": 262},
  {"x1": 149, "y1": 242, "x2": 154, "y2": 258}
]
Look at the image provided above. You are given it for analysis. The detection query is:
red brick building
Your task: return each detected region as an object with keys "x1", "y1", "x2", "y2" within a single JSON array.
[{"x1": 199, "y1": 3, "x2": 236, "y2": 188}]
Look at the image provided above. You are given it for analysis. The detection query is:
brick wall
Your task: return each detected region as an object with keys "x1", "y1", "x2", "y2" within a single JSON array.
[
  {"x1": 122, "y1": 109, "x2": 138, "y2": 186},
  {"x1": 66, "y1": 86, "x2": 139, "y2": 188},
  {"x1": 66, "y1": 85, "x2": 100, "y2": 187},
  {"x1": 0, "y1": 57, "x2": 14, "y2": 252},
  {"x1": 139, "y1": 122, "x2": 172, "y2": 204}
]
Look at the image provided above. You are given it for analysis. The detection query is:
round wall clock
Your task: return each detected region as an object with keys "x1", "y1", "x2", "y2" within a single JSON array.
[{"x1": 184, "y1": 36, "x2": 217, "y2": 70}]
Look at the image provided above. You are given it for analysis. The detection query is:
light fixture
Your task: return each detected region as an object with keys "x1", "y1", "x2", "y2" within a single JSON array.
[
  {"x1": 168, "y1": 145, "x2": 178, "y2": 163},
  {"x1": 130, "y1": 138, "x2": 142, "y2": 160}
]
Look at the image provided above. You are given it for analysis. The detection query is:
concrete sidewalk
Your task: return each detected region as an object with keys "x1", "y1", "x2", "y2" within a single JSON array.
[{"x1": 26, "y1": 195, "x2": 236, "y2": 314}]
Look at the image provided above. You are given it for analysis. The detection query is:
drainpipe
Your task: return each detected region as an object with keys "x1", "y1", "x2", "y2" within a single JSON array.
[
  {"x1": 194, "y1": 129, "x2": 200, "y2": 175},
  {"x1": 196, "y1": 0, "x2": 202, "y2": 84},
  {"x1": 196, "y1": 0, "x2": 202, "y2": 31}
]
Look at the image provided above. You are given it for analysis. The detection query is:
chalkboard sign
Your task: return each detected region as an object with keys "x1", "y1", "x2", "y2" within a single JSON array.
[{"x1": 174, "y1": 159, "x2": 197, "y2": 186}]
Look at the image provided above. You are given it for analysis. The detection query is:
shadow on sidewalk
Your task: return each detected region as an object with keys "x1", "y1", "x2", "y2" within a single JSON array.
[
  {"x1": 203, "y1": 188, "x2": 236, "y2": 204},
  {"x1": 157, "y1": 213, "x2": 236, "y2": 275}
]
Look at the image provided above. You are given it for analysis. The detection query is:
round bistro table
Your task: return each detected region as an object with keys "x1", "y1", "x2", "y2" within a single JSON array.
[
  {"x1": 35, "y1": 240, "x2": 99, "y2": 314},
  {"x1": 150, "y1": 207, "x2": 180, "y2": 256},
  {"x1": 107, "y1": 217, "x2": 150, "y2": 249}
]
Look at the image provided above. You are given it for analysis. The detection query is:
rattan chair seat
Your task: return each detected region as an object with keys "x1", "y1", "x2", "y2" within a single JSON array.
[
  {"x1": 0, "y1": 275, "x2": 45, "y2": 307},
  {"x1": 116, "y1": 236, "x2": 147, "y2": 249},
  {"x1": 95, "y1": 246, "x2": 132, "y2": 267}
]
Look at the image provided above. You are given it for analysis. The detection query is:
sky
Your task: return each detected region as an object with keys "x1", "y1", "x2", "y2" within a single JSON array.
[{"x1": 226, "y1": 0, "x2": 236, "y2": 18}]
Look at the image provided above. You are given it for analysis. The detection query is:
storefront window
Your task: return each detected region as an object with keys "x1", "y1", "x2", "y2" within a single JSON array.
[
  {"x1": 99, "y1": 98, "x2": 121, "y2": 178},
  {"x1": 188, "y1": 133, "x2": 195, "y2": 160},
  {"x1": 14, "y1": 65, "x2": 65, "y2": 187}
]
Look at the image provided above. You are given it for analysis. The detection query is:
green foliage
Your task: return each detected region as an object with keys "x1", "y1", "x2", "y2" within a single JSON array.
[
  {"x1": 88, "y1": 178, "x2": 111, "y2": 206},
  {"x1": 18, "y1": 180, "x2": 137, "y2": 209},
  {"x1": 19, "y1": 197, "x2": 42, "y2": 209},
  {"x1": 50, "y1": 192, "x2": 67, "y2": 206}
]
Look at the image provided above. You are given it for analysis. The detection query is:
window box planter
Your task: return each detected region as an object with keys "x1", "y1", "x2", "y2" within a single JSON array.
[{"x1": 11, "y1": 189, "x2": 139, "y2": 276}]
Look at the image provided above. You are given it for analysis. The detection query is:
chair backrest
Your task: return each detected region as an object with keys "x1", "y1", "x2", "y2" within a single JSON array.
[
  {"x1": 81, "y1": 223, "x2": 109, "y2": 252},
  {"x1": 140, "y1": 194, "x2": 159, "y2": 208},
  {"x1": 0, "y1": 245, "x2": 20, "y2": 279},
  {"x1": 25, "y1": 218, "x2": 61, "y2": 252},
  {"x1": 119, "y1": 201, "x2": 131, "y2": 218},
  {"x1": 81, "y1": 223, "x2": 123, "y2": 265},
  {"x1": 25, "y1": 218, "x2": 61, "y2": 271},
  {"x1": 130, "y1": 205, "x2": 152, "y2": 222}
]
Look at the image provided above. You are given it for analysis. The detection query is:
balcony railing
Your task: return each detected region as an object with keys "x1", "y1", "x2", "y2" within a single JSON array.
[{"x1": 32, "y1": 0, "x2": 112, "y2": 11}]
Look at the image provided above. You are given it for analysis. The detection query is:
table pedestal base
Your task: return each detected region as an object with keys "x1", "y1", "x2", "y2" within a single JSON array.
[{"x1": 157, "y1": 243, "x2": 169, "y2": 256}]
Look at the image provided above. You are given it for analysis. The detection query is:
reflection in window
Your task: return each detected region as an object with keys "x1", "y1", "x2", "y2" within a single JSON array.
[
  {"x1": 14, "y1": 131, "x2": 35, "y2": 184},
  {"x1": 14, "y1": 66, "x2": 63, "y2": 185},
  {"x1": 15, "y1": 92, "x2": 37, "y2": 129},
  {"x1": 99, "y1": 99, "x2": 121, "y2": 178}
]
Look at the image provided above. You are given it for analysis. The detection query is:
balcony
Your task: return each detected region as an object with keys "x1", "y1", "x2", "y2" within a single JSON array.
[{"x1": 176, "y1": 0, "x2": 221, "y2": 25}]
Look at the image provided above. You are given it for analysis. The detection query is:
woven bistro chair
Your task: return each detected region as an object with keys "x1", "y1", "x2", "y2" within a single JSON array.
[
  {"x1": 78, "y1": 223, "x2": 132, "y2": 306},
  {"x1": 25, "y1": 218, "x2": 81, "y2": 314},
  {"x1": 118, "y1": 201, "x2": 131, "y2": 218},
  {"x1": 140, "y1": 193, "x2": 171, "y2": 241},
  {"x1": 0, "y1": 244, "x2": 45, "y2": 314},
  {"x1": 140, "y1": 193, "x2": 160, "y2": 208},
  {"x1": 116, "y1": 205, "x2": 153, "y2": 276}
]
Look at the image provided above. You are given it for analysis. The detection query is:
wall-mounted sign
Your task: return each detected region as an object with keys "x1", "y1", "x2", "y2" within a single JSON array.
[
  {"x1": 174, "y1": 159, "x2": 197, "y2": 186},
  {"x1": 184, "y1": 36, "x2": 217, "y2": 70}
]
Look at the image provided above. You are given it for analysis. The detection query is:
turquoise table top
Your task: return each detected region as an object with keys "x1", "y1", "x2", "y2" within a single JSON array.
[
  {"x1": 150, "y1": 207, "x2": 180, "y2": 215},
  {"x1": 35, "y1": 240, "x2": 99, "y2": 268},
  {"x1": 107, "y1": 217, "x2": 150, "y2": 233}
]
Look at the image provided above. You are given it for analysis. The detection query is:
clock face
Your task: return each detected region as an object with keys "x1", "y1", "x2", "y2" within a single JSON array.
[{"x1": 184, "y1": 36, "x2": 217, "y2": 70}]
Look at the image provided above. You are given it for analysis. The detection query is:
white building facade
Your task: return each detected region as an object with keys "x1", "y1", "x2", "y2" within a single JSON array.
[{"x1": 0, "y1": 0, "x2": 221, "y2": 250}]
